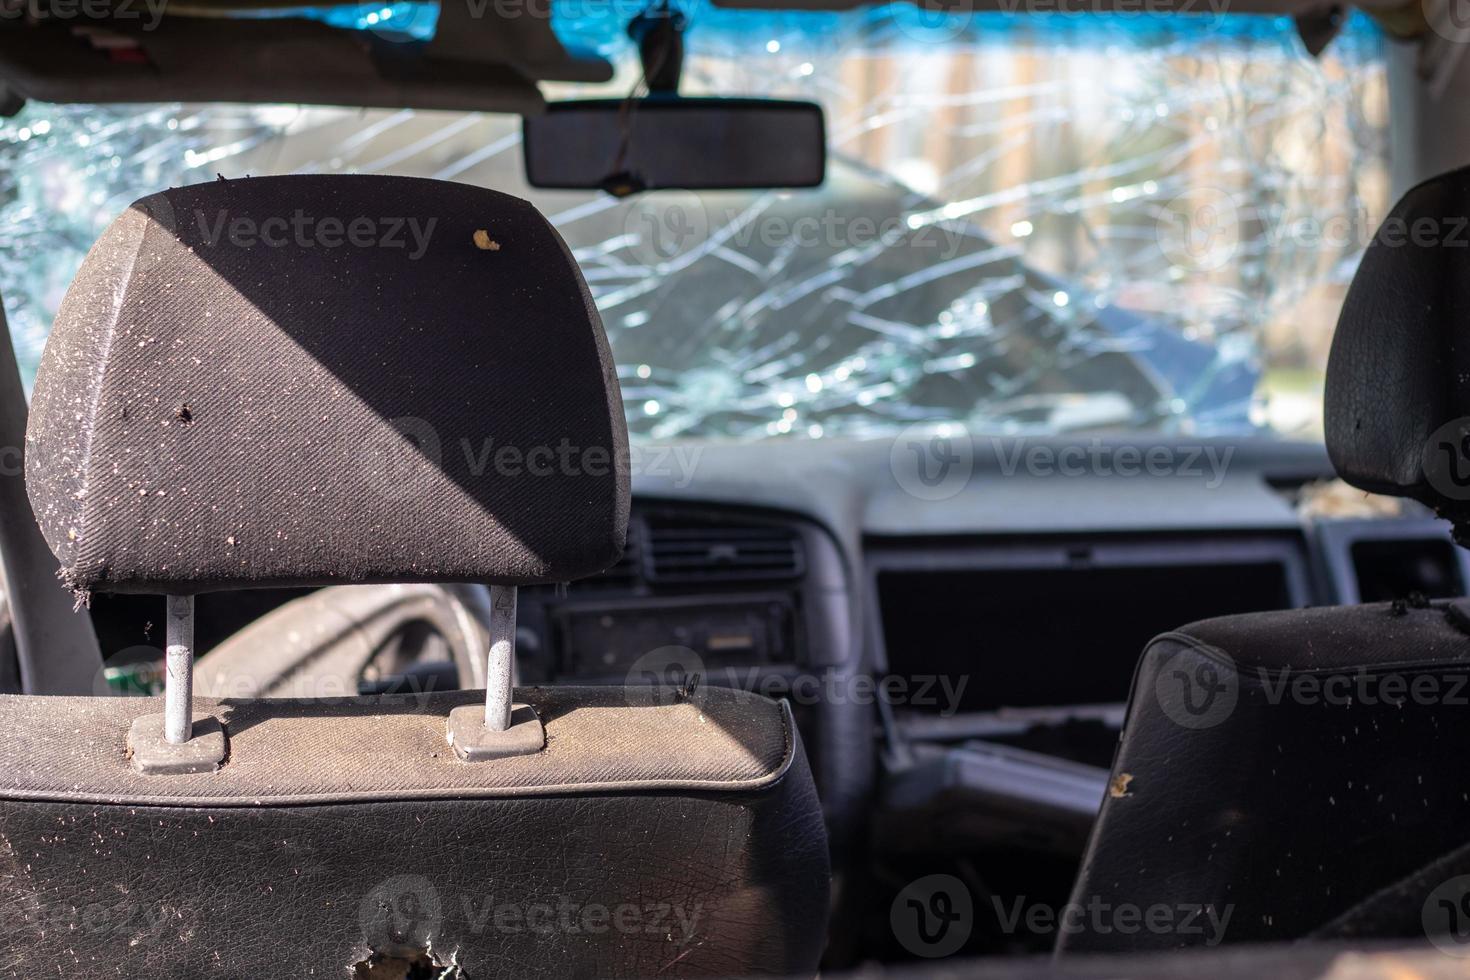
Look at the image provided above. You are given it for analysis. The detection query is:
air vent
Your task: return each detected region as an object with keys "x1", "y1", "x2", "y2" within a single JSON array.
[
  {"x1": 646, "y1": 518, "x2": 804, "y2": 583},
  {"x1": 522, "y1": 522, "x2": 642, "y2": 595}
]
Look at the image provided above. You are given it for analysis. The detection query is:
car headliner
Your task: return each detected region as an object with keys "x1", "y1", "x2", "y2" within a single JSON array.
[{"x1": 0, "y1": 0, "x2": 1407, "y2": 114}]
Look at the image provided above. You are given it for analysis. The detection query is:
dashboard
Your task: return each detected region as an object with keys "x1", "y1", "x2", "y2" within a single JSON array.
[
  {"x1": 77, "y1": 433, "x2": 1470, "y2": 959},
  {"x1": 627, "y1": 437, "x2": 1470, "y2": 862},
  {"x1": 613, "y1": 435, "x2": 1466, "y2": 721},
  {"x1": 83, "y1": 435, "x2": 1470, "y2": 898},
  {"x1": 512, "y1": 504, "x2": 849, "y2": 690}
]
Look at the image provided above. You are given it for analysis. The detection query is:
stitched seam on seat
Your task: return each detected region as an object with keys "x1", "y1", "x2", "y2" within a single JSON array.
[
  {"x1": 0, "y1": 700, "x2": 799, "y2": 808},
  {"x1": 69, "y1": 209, "x2": 146, "y2": 591},
  {"x1": 1158, "y1": 629, "x2": 1470, "y2": 680}
]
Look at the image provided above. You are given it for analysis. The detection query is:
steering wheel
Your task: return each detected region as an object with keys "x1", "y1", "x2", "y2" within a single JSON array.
[{"x1": 194, "y1": 583, "x2": 498, "y2": 700}]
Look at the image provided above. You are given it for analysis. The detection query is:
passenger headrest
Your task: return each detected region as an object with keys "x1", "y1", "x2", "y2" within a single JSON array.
[
  {"x1": 1326, "y1": 164, "x2": 1470, "y2": 542},
  {"x1": 26, "y1": 175, "x2": 628, "y2": 595}
]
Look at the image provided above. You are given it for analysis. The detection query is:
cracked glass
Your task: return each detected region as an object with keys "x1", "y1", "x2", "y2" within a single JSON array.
[{"x1": 0, "y1": 6, "x2": 1387, "y2": 441}]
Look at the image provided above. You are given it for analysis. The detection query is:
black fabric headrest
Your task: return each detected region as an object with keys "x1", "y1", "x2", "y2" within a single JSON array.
[
  {"x1": 1326, "y1": 164, "x2": 1470, "y2": 541},
  {"x1": 26, "y1": 174, "x2": 628, "y2": 595}
]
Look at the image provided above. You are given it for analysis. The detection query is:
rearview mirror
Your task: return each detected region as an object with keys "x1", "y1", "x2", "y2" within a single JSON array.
[{"x1": 523, "y1": 97, "x2": 826, "y2": 194}]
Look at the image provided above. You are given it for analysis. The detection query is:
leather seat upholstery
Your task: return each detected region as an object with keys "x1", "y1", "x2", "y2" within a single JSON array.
[
  {"x1": 0, "y1": 686, "x2": 828, "y2": 976},
  {"x1": 0, "y1": 174, "x2": 829, "y2": 977},
  {"x1": 1064, "y1": 165, "x2": 1470, "y2": 953},
  {"x1": 1063, "y1": 600, "x2": 1470, "y2": 951}
]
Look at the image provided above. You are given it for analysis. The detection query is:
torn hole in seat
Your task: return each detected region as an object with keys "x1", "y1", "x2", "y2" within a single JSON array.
[{"x1": 351, "y1": 949, "x2": 463, "y2": 980}]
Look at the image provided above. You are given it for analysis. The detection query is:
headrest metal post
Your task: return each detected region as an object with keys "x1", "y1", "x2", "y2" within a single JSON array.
[
  {"x1": 127, "y1": 593, "x2": 222, "y2": 772},
  {"x1": 449, "y1": 585, "x2": 540, "y2": 756},
  {"x1": 485, "y1": 585, "x2": 516, "y2": 732},
  {"x1": 163, "y1": 595, "x2": 195, "y2": 744}
]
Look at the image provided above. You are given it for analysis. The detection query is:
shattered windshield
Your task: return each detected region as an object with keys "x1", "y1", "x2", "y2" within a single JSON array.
[{"x1": 0, "y1": 7, "x2": 1387, "y2": 441}]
